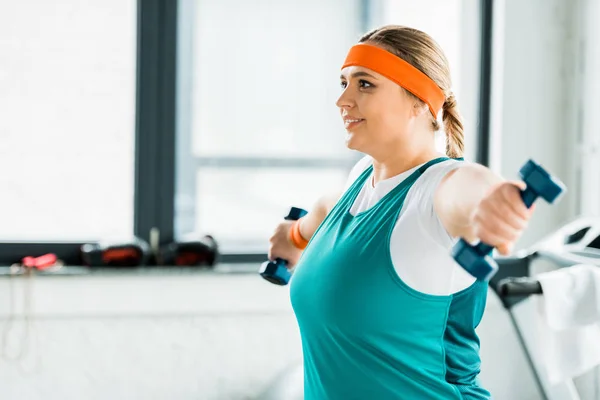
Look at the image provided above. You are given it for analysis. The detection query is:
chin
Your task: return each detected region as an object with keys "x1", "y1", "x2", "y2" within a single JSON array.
[{"x1": 344, "y1": 133, "x2": 361, "y2": 151}]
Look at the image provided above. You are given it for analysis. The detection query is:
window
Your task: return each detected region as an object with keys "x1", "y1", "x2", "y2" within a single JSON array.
[
  {"x1": 176, "y1": 0, "x2": 483, "y2": 254},
  {"x1": 0, "y1": 0, "x2": 489, "y2": 266},
  {"x1": 0, "y1": 1, "x2": 137, "y2": 241},
  {"x1": 176, "y1": 0, "x2": 364, "y2": 253}
]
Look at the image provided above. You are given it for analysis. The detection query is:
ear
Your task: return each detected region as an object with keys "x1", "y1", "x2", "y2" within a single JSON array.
[{"x1": 411, "y1": 100, "x2": 428, "y2": 118}]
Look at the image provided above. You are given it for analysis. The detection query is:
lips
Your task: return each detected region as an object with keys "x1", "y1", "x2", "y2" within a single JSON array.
[{"x1": 343, "y1": 117, "x2": 365, "y2": 130}]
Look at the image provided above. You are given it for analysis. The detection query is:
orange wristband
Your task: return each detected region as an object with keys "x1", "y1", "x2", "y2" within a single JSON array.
[{"x1": 289, "y1": 219, "x2": 309, "y2": 250}]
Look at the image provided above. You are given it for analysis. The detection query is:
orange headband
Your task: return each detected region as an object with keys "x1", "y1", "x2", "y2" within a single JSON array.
[{"x1": 341, "y1": 43, "x2": 445, "y2": 117}]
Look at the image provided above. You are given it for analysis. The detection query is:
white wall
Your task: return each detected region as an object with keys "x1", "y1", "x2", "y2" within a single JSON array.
[
  {"x1": 489, "y1": 0, "x2": 600, "y2": 399},
  {"x1": 578, "y1": 0, "x2": 600, "y2": 217},
  {"x1": 0, "y1": 272, "x2": 303, "y2": 400},
  {"x1": 492, "y1": 0, "x2": 581, "y2": 249}
]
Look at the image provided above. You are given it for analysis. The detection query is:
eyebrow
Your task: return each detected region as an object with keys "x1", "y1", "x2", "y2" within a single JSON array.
[{"x1": 340, "y1": 71, "x2": 378, "y2": 80}]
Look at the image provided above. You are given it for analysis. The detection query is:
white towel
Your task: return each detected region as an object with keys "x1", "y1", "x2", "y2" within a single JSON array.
[{"x1": 536, "y1": 264, "x2": 600, "y2": 384}]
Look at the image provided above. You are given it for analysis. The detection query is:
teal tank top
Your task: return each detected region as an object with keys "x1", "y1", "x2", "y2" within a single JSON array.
[{"x1": 290, "y1": 157, "x2": 491, "y2": 400}]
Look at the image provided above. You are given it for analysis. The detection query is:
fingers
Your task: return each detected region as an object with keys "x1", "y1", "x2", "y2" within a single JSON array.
[
  {"x1": 268, "y1": 221, "x2": 302, "y2": 266},
  {"x1": 509, "y1": 179, "x2": 527, "y2": 192},
  {"x1": 500, "y1": 181, "x2": 531, "y2": 220},
  {"x1": 474, "y1": 200, "x2": 525, "y2": 243},
  {"x1": 496, "y1": 243, "x2": 512, "y2": 256},
  {"x1": 473, "y1": 211, "x2": 520, "y2": 245},
  {"x1": 473, "y1": 180, "x2": 536, "y2": 254},
  {"x1": 480, "y1": 194, "x2": 528, "y2": 232}
]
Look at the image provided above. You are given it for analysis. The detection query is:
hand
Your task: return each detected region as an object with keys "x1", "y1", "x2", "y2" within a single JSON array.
[
  {"x1": 471, "y1": 181, "x2": 536, "y2": 255},
  {"x1": 268, "y1": 221, "x2": 303, "y2": 268}
]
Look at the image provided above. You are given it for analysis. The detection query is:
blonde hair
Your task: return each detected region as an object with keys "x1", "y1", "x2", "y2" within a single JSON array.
[{"x1": 359, "y1": 25, "x2": 464, "y2": 158}]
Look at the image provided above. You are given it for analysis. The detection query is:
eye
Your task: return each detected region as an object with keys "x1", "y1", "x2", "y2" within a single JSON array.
[
  {"x1": 340, "y1": 80, "x2": 347, "y2": 89},
  {"x1": 359, "y1": 79, "x2": 374, "y2": 88}
]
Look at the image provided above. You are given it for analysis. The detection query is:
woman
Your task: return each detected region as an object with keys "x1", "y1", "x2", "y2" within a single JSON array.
[{"x1": 268, "y1": 25, "x2": 532, "y2": 399}]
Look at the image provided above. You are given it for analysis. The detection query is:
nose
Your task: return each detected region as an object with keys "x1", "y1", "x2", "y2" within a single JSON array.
[{"x1": 336, "y1": 87, "x2": 355, "y2": 110}]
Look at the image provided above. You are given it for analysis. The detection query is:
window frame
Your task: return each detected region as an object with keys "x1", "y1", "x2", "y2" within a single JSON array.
[{"x1": 0, "y1": 0, "x2": 492, "y2": 266}]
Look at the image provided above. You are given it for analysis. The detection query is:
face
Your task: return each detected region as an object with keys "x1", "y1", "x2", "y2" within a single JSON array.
[{"x1": 336, "y1": 65, "x2": 426, "y2": 155}]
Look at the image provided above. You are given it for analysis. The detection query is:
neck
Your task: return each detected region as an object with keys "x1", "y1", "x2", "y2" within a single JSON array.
[{"x1": 370, "y1": 141, "x2": 442, "y2": 185}]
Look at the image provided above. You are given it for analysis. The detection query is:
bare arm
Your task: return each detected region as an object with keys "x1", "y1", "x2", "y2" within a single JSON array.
[
  {"x1": 268, "y1": 191, "x2": 341, "y2": 265},
  {"x1": 434, "y1": 164, "x2": 503, "y2": 242},
  {"x1": 298, "y1": 192, "x2": 341, "y2": 240},
  {"x1": 435, "y1": 161, "x2": 535, "y2": 255}
]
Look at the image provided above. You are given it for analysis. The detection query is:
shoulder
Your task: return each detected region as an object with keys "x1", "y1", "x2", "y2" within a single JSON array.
[
  {"x1": 424, "y1": 157, "x2": 470, "y2": 178},
  {"x1": 411, "y1": 158, "x2": 471, "y2": 198},
  {"x1": 405, "y1": 158, "x2": 472, "y2": 245}
]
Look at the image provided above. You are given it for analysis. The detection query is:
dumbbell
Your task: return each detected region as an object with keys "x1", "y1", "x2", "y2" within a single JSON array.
[
  {"x1": 160, "y1": 235, "x2": 219, "y2": 267},
  {"x1": 451, "y1": 159, "x2": 566, "y2": 281},
  {"x1": 81, "y1": 237, "x2": 151, "y2": 267},
  {"x1": 259, "y1": 207, "x2": 308, "y2": 285}
]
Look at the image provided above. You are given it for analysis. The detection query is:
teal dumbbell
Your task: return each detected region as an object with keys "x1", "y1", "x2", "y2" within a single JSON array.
[{"x1": 259, "y1": 207, "x2": 308, "y2": 285}]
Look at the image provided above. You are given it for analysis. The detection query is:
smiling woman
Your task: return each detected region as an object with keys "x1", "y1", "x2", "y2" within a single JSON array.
[
  {"x1": 267, "y1": 24, "x2": 531, "y2": 400},
  {"x1": 336, "y1": 60, "x2": 442, "y2": 160},
  {"x1": 338, "y1": 36, "x2": 462, "y2": 162}
]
